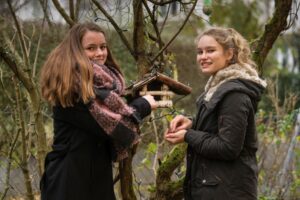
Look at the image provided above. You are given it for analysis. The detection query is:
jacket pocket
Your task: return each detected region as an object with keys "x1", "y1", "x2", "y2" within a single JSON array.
[
  {"x1": 191, "y1": 164, "x2": 221, "y2": 188},
  {"x1": 190, "y1": 164, "x2": 223, "y2": 199}
]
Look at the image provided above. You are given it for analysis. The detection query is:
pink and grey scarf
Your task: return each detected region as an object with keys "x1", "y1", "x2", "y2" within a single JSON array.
[{"x1": 88, "y1": 63, "x2": 139, "y2": 161}]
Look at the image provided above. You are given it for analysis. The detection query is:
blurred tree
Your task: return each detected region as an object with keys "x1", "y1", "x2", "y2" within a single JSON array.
[
  {"x1": 210, "y1": 0, "x2": 262, "y2": 39},
  {"x1": 0, "y1": 0, "x2": 48, "y2": 199}
]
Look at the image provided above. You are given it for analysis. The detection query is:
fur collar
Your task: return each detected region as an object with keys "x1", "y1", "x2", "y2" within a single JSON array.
[{"x1": 204, "y1": 63, "x2": 267, "y2": 102}]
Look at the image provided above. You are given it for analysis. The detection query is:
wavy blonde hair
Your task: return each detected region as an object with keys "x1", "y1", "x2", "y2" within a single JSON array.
[
  {"x1": 40, "y1": 22, "x2": 120, "y2": 107},
  {"x1": 196, "y1": 27, "x2": 257, "y2": 69}
]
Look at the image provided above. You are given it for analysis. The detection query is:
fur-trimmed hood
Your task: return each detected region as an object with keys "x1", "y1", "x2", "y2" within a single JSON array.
[{"x1": 204, "y1": 63, "x2": 267, "y2": 102}]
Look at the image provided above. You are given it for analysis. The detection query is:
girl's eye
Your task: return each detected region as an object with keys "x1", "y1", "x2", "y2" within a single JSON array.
[
  {"x1": 100, "y1": 45, "x2": 107, "y2": 50},
  {"x1": 207, "y1": 49, "x2": 215, "y2": 53},
  {"x1": 87, "y1": 47, "x2": 95, "y2": 51},
  {"x1": 197, "y1": 50, "x2": 203, "y2": 55}
]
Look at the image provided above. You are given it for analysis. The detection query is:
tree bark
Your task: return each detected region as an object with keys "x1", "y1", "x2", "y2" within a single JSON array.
[
  {"x1": 119, "y1": 149, "x2": 137, "y2": 200},
  {"x1": 13, "y1": 77, "x2": 34, "y2": 200},
  {"x1": 150, "y1": 143, "x2": 187, "y2": 200},
  {"x1": 251, "y1": 0, "x2": 293, "y2": 74},
  {"x1": 133, "y1": 0, "x2": 149, "y2": 77},
  {"x1": 52, "y1": 0, "x2": 75, "y2": 26}
]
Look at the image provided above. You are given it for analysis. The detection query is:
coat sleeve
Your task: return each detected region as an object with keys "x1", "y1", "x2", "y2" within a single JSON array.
[
  {"x1": 90, "y1": 89, "x2": 151, "y2": 148},
  {"x1": 184, "y1": 92, "x2": 253, "y2": 160},
  {"x1": 128, "y1": 97, "x2": 151, "y2": 123},
  {"x1": 94, "y1": 87, "x2": 151, "y2": 124}
]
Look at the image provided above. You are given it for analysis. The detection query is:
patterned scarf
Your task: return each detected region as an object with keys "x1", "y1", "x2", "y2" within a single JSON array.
[
  {"x1": 88, "y1": 63, "x2": 139, "y2": 161},
  {"x1": 204, "y1": 63, "x2": 267, "y2": 102}
]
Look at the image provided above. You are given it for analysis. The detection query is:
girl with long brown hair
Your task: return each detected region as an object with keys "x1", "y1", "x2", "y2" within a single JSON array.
[{"x1": 40, "y1": 22, "x2": 156, "y2": 200}]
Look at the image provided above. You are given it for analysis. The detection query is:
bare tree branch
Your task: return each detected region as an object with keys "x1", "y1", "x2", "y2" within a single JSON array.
[
  {"x1": 12, "y1": 77, "x2": 35, "y2": 200},
  {"x1": 151, "y1": 0, "x2": 197, "y2": 63},
  {"x1": 52, "y1": 0, "x2": 75, "y2": 26},
  {"x1": 38, "y1": 0, "x2": 53, "y2": 27},
  {"x1": 33, "y1": 18, "x2": 46, "y2": 77},
  {"x1": 147, "y1": 32, "x2": 165, "y2": 46},
  {"x1": 251, "y1": 0, "x2": 293, "y2": 73},
  {"x1": 278, "y1": 111, "x2": 300, "y2": 191},
  {"x1": 147, "y1": 0, "x2": 177, "y2": 6},
  {"x1": 6, "y1": 0, "x2": 30, "y2": 71},
  {"x1": 0, "y1": 68, "x2": 15, "y2": 105},
  {"x1": 159, "y1": 2, "x2": 171, "y2": 34},
  {"x1": 142, "y1": 0, "x2": 164, "y2": 61},
  {"x1": 0, "y1": 35, "x2": 33, "y2": 92},
  {"x1": 69, "y1": 0, "x2": 75, "y2": 21},
  {"x1": 91, "y1": 0, "x2": 134, "y2": 57},
  {"x1": 75, "y1": 0, "x2": 82, "y2": 21},
  {"x1": 0, "y1": 126, "x2": 20, "y2": 200},
  {"x1": 0, "y1": 30, "x2": 47, "y2": 176},
  {"x1": 150, "y1": 112, "x2": 159, "y2": 175}
]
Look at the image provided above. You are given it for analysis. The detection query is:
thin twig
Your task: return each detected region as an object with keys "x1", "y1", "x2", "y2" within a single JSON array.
[
  {"x1": 0, "y1": 69, "x2": 14, "y2": 104},
  {"x1": 32, "y1": 16, "x2": 46, "y2": 77},
  {"x1": 142, "y1": 0, "x2": 163, "y2": 60},
  {"x1": 38, "y1": 0, "x2": 53, "y2": 27},
  {"x1": 278, "y1": 110, "x2": 300, "y2": 191},
  {"x1": 75, "y1": 0, "x2": 83, "y2": 21},
  {"x1": 6, "y1": 0, "x2": 30, "y2": 71},
  {"x1": 150, "y1": 112, "x2": 159, "y2": 176},
  {"x1": 0, "y1": 127, "x2": 21, "y2": 200},
  {"x1": 147, "y1": 0, "x2": 179, "y2": 6},
  {"x1": 91, "y1": 0, "x2": 134, "y2": 57},
  {"x1": 150, "y1": 0, "x2": 197, "y2": 63}
]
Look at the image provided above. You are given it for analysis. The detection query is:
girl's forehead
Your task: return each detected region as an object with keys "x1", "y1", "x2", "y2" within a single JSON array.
[
  {"x1": 82, "y1": 31, "x2": 106, "y2": 44},
  {"x1": 197, "y1": 35, "x2": 220, "y2": 48}
]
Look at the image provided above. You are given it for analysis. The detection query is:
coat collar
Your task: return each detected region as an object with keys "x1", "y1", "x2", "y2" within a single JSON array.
[
  {"x1": 200, "y1": 79, "x2": 265, "y2": 111},
  {"x1": 204, "y1": 63, "x2": 267, "y2": 102}
]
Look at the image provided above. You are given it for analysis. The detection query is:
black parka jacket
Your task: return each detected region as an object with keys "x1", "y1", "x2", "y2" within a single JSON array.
[
  {"x1": 40, "y1": 98, "x2": 151, "y2": 200},
  {"x1": 184, "y1": 79, "x2": 264, "y2": 200}
]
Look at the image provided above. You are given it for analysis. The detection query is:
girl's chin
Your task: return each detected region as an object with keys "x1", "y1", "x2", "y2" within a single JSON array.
[
  {"x1": 92, "y1": 60, "x2": 105, "y2": 65},
  {"x1": 201, "y1": 69, "x2": 212, "y2": 75}
]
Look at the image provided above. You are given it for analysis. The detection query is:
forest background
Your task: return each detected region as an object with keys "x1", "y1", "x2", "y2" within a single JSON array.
[{"x1": 0, "y1": 0, "x2": 299, "y2": 200}]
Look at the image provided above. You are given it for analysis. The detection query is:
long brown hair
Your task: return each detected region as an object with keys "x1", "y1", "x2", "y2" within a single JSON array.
[{"x1": 40, "y1": 22, "x2": 120, "y2": 107}]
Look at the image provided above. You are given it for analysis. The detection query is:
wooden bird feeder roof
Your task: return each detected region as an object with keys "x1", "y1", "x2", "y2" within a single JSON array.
[{"x1": 125, "y1": 72, "x2": 192, "y2": 96}]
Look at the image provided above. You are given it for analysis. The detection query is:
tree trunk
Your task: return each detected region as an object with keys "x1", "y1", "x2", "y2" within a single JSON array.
[
  {"x1": 119, "y1": 150, "x2": 137, "y2": 200},
  {"x1": 133, "y1": 0, "x2": 149, "y2": 77},
  {"x1": 150, "y1": 143, "x2": 187, "y2": 200},
  {"x1": 118, "y1": 1, "x2": 151, "y2": 199},
  {"x1": 13, "y1": 78, "x2": 35, "y2": 200}
]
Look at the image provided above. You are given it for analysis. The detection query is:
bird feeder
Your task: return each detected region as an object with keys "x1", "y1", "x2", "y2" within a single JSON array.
[{"x1": 125, "y1": 72, "x2": 192, "y2": 108}]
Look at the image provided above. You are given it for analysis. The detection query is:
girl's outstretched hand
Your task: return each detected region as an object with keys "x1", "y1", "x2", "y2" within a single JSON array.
[
  {"x1": 169, "y1": 115, "x2": 192, "y2": 132},
  {"x1": 164, "y1": 128, "x2": 187, "y2": 145},
  {"x1": 142, "y1": 95, "x2": 158, "y2": 110}
]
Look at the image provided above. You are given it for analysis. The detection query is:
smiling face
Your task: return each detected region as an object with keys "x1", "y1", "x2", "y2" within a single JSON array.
[
  {"x1": 196, "y1": 35, "x2": 233, "y2": 75},
  {"x1": 81, "y1": 30, "x2": 108, "y2": 65}
]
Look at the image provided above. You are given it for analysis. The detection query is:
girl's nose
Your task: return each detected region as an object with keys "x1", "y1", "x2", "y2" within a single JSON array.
[
  {"x1": 95, "y1": 47, "x2": 103, "y2": 55},
  {"x1": 200, "y1": 52, "x2": 207, "y2": 59}
]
